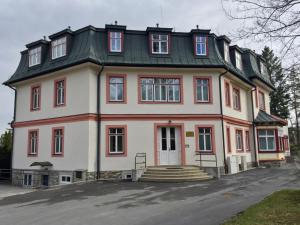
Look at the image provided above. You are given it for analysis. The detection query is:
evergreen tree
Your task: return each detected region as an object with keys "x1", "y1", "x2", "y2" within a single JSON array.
[
  {"x1": 0, "y1": 129, "x2": 12, "y2": 153},
  {"x1": 262, "y1": 46, "x2": 290, "y2": 119}
]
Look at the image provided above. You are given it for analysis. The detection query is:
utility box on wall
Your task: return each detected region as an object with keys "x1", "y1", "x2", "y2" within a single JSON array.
[{"x1": 227, "y1": 156, "x2": 239, "y2": 174}]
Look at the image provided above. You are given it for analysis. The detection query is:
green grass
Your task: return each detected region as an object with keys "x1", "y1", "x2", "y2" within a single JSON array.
[{"x1": 224, "y1": 189, "x2": 300, "y2": 225}]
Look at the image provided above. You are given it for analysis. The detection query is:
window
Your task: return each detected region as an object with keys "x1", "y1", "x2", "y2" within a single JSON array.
[
  {"x1": 140, "y1": 77, "x2": 181, "y2": 103},
  {"x1": 23, "y1": 174, "x2": 32, "y2": 186},
  {"x1": 108, "y1": 75, "x2": 125, "y2": 102},
  {"x1": 283, "y1": 136, "x2": 289, "y2": 150},
  {"x1": 109, "y1": 32, "x2": 122, "y2": 52},
  {"x1": 31, "y1": 85, "x2": 41, "y2": 111},
  {"x1": 236, "y1": 129, "x2": 243, "y2": 151},
  {"x1": 151, "y1": 34, "x2": 168, "y2": 54},
  {"x1": 54, "y1": 79, "x2": 66, "y2": 107},
  {"x1": 29, "y1": 47, "x2": 41, "y2": 67},
  {"x1": 233, "y1": 88, "x2": 241, "y2": 110},
  {"x1": 258, "y1": 91, "x2": 265, "y2": 110},
  {"x1": 28, "y1": 130, "x2": 38, "y2": 156},
  {"x1": 260, "y1": 61, "x2": 267, "y2": 74},
  {"x1": 245, "y1": 130, "x2": 250, "y2": 151},
  {"x1": 195, "y1": 78, "x2": 211, "y2": 103},
  {"x1": 224, "y1": 43, "x2": 230, "y2": 62},
  {"x1": 51, "y1": 37, "x2": 67, "y2": 59},
  {"x1": 226, "y1": 127, "x2": 231, "y2": 153},
  {"x1": 225, "y1": 81, "x2": 231, "y2": 106},
  {"x1": 235, "y1": 51, "x2": 242, "y2": 70},
  {"x1": 60, "y1": 175, "x2": 72, "y2": 184},
  {"x1": 52, "y1": 128, "x2": 64, "y2": 156},
  {"x1": 107, "y1": 126, "x2": 126, "y2": 155},
  {"x1": 196, "y1": 127, "x2": 213, "y2": 152},
  {"x1": 195, "y1": 36, "x2": 207, "y2": 56},
  {"x1": 258, "y1": 129, "x2": 276, "y2": 151}
]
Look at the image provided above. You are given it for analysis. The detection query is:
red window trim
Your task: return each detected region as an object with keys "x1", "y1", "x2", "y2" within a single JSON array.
[
  {"x1": 235, "y1": 128, "x2": 244, "y2": 152},
  {"x1": 255, "y1": 89, "x2": 258, "y2": 108},
  {"x1": 106, "y1": 74, "x2": 127, "y2": 104},
  {"x1": 258, "y1": 90, "x2": 266, "y2": 111},
  {"x1": 149, "y1": 33, "x2": 171, "y2": 55},
  {"x1": 195, "y1": 125, "x2": 215, "y2": 155},
  {"x1": 51, "y1": 127, "x2": 64, "y2": 157},
  {"x1": 193, "y1": 35, "x2": 208, "y2": 57},
  {"x1": 137, "y1": 74, "x2": 184, "y2": 104},
  {"x1": 107, "y1": 31, "x2": 124, "y2": 53},
  {"x1": 224, "y1": 80, "x2": 231, "y2": 107},
  {"x1": 193, "y1": 76, "x2": 213, "y2": 104},
  {"x1": 105, "y1": 125, "x2": 127, "y2": 157},
  {"x1": 257, "y1": 128, "x2": 278, "y2": 153},
  {"x1": 226, "y1": 126, "x2": 231, "y2": 153},
  {"x1": 283, "y1": 135, "x2": 289, "y2": 150},
  {"x1": 245, "y1": 130, "x2": 250, "y2": 152},
  {"x1": 54, "y1": 78, "x2": 66, "y2": 108},
  {"x1": 232, "y1": 87, "x2": 241, "y2": 111},
  {"x1": 27, "y1": 129, "x2": 39, "y2": 157},
  {"x1": 30, "y1": 84, "x2": 41, "y2": 111}
]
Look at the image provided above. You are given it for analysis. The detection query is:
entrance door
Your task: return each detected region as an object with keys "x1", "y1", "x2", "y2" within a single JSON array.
[
  {"x1": 41, "y1": 175, "x2": 49, "y2": 186},
  {"x1": 159, "y1": 127, "x2": 181, "y2": 165}
]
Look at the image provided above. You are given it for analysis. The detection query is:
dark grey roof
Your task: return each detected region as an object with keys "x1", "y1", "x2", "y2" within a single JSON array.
[
  {"x1": 30, "y1": 161, "x2": 53, "y2": 167},
  {"x1": 254, "y1": 110, "x2": 287, "y2": 126},
  {"x1": 3, "y1": 25, "x2": 274, "y2": 88}
]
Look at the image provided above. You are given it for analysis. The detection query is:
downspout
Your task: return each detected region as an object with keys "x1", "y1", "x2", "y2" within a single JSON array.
[
  {"x1": 250, "y1": 88, "x2": 258, "y2": 166},
  {"x1": 96, "y1": 64, "x2": 104, "y2": 179},
  {"x1": 219, "y1": 68, "x2": 228, "y2": 174}
]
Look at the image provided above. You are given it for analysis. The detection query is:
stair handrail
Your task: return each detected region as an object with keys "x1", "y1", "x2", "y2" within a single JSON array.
[{"x1": 196, "y1": 152, "x2": 218, "y2": 168}]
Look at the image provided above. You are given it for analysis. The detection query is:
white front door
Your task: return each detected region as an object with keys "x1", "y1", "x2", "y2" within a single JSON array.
[{"x1": 159, "y1": 127, "x2": 181, "y2": 165}]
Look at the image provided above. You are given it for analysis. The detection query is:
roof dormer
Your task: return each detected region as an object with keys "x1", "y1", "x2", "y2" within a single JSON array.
[
  {"x1": 147, "y1": 24, "x2": 172, "y2": 55},
  {"x1": 49, "y1": 27, "x2": 73, "y2": 60},
  {"x1": 216, "y1": 35, "x2": 231, "y2": 62},
  {"x1": 105, "y1": 21, "x2": 126, "y2": 54},
  {"x1": 230, "y1": 45, "x2": 243, "y2": 71},
  {"x1": 190, "y1": 26, "x2": 210, "y2": 57},
  {"x1": 26, "y1": 38, "x2": 48, "y2": 67}
]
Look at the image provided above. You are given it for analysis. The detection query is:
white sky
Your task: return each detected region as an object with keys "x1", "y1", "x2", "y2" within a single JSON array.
[{"x1": 0, "y1": 0, "x2": 273, "y2": 134}]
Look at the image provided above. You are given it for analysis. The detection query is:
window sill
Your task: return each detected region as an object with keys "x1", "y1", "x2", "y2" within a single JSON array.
[
  {"x1": 107, "y1": 100, "x2": 126, "y2": 104},
  {"x1": 196, "y1": 151, "x2": 214, "y2": 155},
  {"x1": 54, "y1": 104, "x2": 66, "y2": 108},
  {"x1": 195, "y1": 101, "x2": 213, "y2": 104},
  {"x1": 258, "y1": 150, "x2": 278, "y2": 153},
  {"x1": 27, "y1": 154, "x2": 38, "y2": 157},
  {"x1": 139, "y1": 101, "x2": 182, "y2": 104},
  {"x1": 30, "y1": 108, "x2": 41, "y2": 112},
  {"x1": 106, "y1": 152, "x2": 126, "y2": 157},
  {"x1": 52, "y1": 154, "x2": 64, "y2": 157}
]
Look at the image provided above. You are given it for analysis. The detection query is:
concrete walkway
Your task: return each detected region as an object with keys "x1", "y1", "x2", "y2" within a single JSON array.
[
  {"x1": 0, "y1": 164, "x2": 299, "y2": 225},
  {"x1": 0, "y1": 182, "x2": 33, "y2": 200}
]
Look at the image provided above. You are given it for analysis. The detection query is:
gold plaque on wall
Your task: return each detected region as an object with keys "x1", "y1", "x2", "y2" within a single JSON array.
[{"x1": 186, "y1": 131, "x2": 194, "y2": 137}]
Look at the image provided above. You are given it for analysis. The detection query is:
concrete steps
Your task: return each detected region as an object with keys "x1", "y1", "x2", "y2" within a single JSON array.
[{"x1": 139, "y1": 166, "x2": 213, "y2": 182}]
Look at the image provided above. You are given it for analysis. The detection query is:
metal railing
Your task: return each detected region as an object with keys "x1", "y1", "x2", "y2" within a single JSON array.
[
  {"x1": 135, "y1": 153, "x2": 146, "y2": 169},
  {"x1": 196, "y1": 153, "x2": 218, "y2": 168}
]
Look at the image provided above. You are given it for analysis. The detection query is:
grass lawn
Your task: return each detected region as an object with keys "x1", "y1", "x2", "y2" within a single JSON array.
[{"x1": 224, "y1": 189, "x2": 300, "y2": 225}]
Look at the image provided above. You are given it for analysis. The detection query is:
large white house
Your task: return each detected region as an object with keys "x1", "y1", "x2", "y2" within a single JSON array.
[{"x1": 4, "y1": 24, "x2": 290, "y2": 187}]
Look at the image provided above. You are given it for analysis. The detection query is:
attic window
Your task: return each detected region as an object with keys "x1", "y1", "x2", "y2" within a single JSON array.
[
  {"x1": 109, "y1": 31, "x2": 122, "y2": 52},
  {"x1": 51, "y1": 37, "x2": 67, "y2": 59},
  {"x1": 260, "y1": 61, "x2": 267, "y2": 74},
  {"x1": 195, "y1": 36, "x2": 207, "y2": 56},
  {"x1": 151, "y1": 34, "x2": 168, "y2": 54},
  {"x1": 235, "y1": 51, "x2": 242, "y2": 70},
  {"x1": 29, "y1": 47, "x2": 41, "y2": 67},
  {"x1": 224, "y1": 43, "x2": 230, "y2": 62}
]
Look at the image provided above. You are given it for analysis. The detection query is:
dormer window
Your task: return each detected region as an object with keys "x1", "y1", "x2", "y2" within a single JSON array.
[
  {"x1": 151, "y1": 34, "x2": 168, "y2": 54},
  {"x1": 235, "y1": 51, "x2": 242, "y2": 70},
  {"x1": 260, "y1": 61, "x2": 267, "y2": 74},
  {"x1": 224, "y1": 43, "x2": 230, "y2": 62},
  {"x1": 28, "y1": 47, "x2": 41, "y2": 67},
  {"x1": 195, "y1": 36, "x2": 207, "y2": 56},
  {"x1": 109, "y1": 31, "x2": 122, "y2": 52},
  {"x1": 52, "y1": 37, "x2": 66, "y2": 59}
]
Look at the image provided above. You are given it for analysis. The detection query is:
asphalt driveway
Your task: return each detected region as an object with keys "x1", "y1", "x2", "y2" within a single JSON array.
[{"x1": 0, "y1": 164, "x2": 299, "y2": 225}]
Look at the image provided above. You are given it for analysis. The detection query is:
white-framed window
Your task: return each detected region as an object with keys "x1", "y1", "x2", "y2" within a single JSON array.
[
  {"x1": 224, "y1": 43, "x2": 230, "y2": 62},
  {"x1": 235, "y1": 51, "x2": 242, "y2": 70},
  {"x1": 53, "y1": 128, "x2": 64, "y2": 155},
  {"x1": 29, "y1": 47, "x2": 41, "y2": 67},
  {"x1": 55, "y1": 80, "x2": 65, "y2": 106},
  {"x1": 108, "y1": 128, "x2": 125, "y2": 154},
  {"x1": 109, "y1": 32, "x2": 122, "y2": 52},
  {"x1": 51, "y1": 37, "x2": 67, "y2": 59},
  {"x1": 140, "y1": 78, "x2": 180, "y2": 102},
  {"x1": 109, "y1": 77, "x2": 124, "y2": 101},
  {"x1": 233, "y1": 88, "x2": 241, "y2": 110},
  {"x1": 31, "y1": 86, "x2": 40, "y2": 110},
  {"x1": 198, "y1": 127, "x2": 213, "y2": 151},
  {"x1": 60, "y1": 175, "x2": 72, "y2": 184},
  {"x1": 260, "y1": 61, "x2": 267, "y2": 74},
  {"x1": 258, "y1": 91, "x2": 265, "y2": 110},
  {"x1": 236, "y1": 129, "x2": 243, "y2": 151},
  {"x1": 28, "y1": 130, "x2": 38, "y2": 155},
  {"x1": 195, "y1": 36, "x2": 207, "y2": 56},
  {"x1": 151, "y1": 34, "x2": 168, "y2": 54},
  {"x1": 258, "y1": 129, "x2": 276, "y2": 151},
  {"x1": 195, "y1": 78, "x2": 210, "y2": 102},
  {"x1": 23, "y1": 173, "x2": 32, "y2": 186}
]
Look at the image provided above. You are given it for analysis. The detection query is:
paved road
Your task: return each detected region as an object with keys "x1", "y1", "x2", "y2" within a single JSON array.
[{"x1": 0, "y1": 165, "x2": 299, "y2": 225}]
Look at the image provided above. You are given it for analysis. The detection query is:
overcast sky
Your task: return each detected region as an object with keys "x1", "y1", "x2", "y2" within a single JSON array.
[{"x1": 0, "y1": 0, "x2": 270, "y2": 134}]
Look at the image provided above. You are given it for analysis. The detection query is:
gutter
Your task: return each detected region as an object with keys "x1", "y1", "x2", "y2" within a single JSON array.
[
  {"x1": 251, "y1": 88, "x2": 259, "y2": 166},
  {"x1": 218, "y1": 68, "x2": 229, "y2": 174},
  {"x1": 96, "y1": 64, "x2": 104, "y2": 179}
]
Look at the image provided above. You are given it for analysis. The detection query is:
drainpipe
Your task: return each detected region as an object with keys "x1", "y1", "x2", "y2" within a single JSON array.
[
  {"x1": 250, "y1": 88, "x2": 259, "y2": 167},
  {"x1": 219, "y1": 68, "x2": 228, "y2": 174},
  {"x1": 96, "y1": 64, "x2": 104, "y2": 179}
]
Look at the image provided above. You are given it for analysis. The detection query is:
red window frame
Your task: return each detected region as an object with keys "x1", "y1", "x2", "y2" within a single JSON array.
[
  {"x1": 54, "y1": 78, "x2": 66, "y2": 107},
  {"x1": 27, "y1": 129, "x2": 39, "y2": 157},
  {"x1": 105, "y1": 125, "x2": 127, "y2": 157},
  {"x1": 193, "y1": 76, "x2": 213, "y2": 104},
  {"x1": 226, "y1": 126, "x2": 231, "y2": 153},
  {"x1": 235, "y1": 129, "x2": 244, "y2": 152},
  {"x1": 52, "y1": 127, "x2": 64, "y2": 157},
  {"x1": 106, "y1": 74, "x2": 127, "y2": 104},
  {"x1": 107, "y1": 31, "x2": 124, "y2": 53},
  {"x1": 224, "y1": 81, "x2": 231, "y2": 107},
  {"x1": 257, "y1": 129, "x2": 278, "y2": 153},
  {"x1": 30, "y1": 84, "x2": 41, "y2": 111},
  {"x1": 245, "y1": 130, "x2": 250, "y2": 152},
  {"x1": 195, "y1": 125, "x2": 215, "y2": 154},
  {"x1": 233, "y1": 87, "x2": 241, "y2": 111}
]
